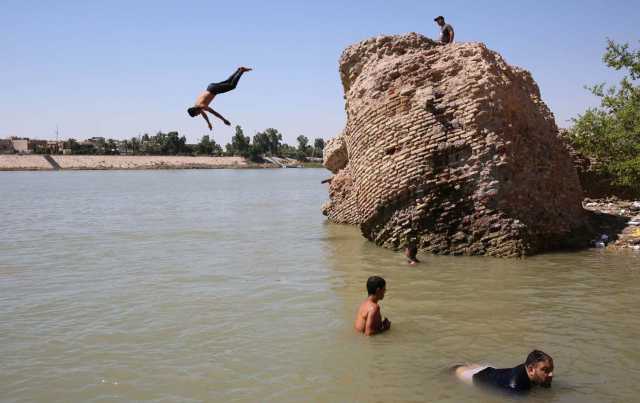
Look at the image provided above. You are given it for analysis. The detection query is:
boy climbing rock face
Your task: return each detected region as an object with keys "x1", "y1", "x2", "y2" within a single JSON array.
[
  {"x1": 354, "y1": 276, "x2": 391, "y2": 336},
  {"x1": 187, "y1": 67, "x2": 252, "y2": 131}
]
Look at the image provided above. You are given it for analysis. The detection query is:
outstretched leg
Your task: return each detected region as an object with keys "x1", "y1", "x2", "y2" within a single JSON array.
[
  {"x1": 207, "y1": 67, "x2": 251, "y2": 95},
  {"x1": 453, "y1": 364, "x2": 488, "y2": 385}
]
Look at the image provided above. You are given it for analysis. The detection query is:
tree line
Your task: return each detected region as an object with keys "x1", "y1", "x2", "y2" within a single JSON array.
[
  {"x1": 566, "y1": 38, "x2": 640, "y2": 195},
  {"x1": 63, "y1": 127, "x2": 325, "y2": 162}
]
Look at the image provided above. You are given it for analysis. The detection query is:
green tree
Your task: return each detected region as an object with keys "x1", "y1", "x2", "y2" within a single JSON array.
[
  {"x1": 161, "y1": 131, "x2": 188, "y2": 155},
  {"x1": 226, "y1": 125, "x2": 251, "y2": 157},
  {"x1": 251, "y1": 128, "x2": 284, "y2": 156},
  {"x1": 211, "y1": 141, "x2": 223, "y2": 155},
  {"x1": 313, "y1": 138, "x2": 325, "y2": 157},
  {"x1": 197, "y1": 135, "x2": 222, "y2": 155},
  {"x1": 65, "y1": 138, "x2": 78, "y2": 153},
  {"x1": 198, "y1": 135, "x2": 214, "y2": 155},
  {"x1": 94, "y1": 137, "x2": 106, "y2": 154},
  {"x1": 568, "y1": 39, "x2": 640, "y2": 192},
  {"x1": 129, "y1": 137, "x2": 141, "y2": 154},
  {"x1": 279, "y1": 143, "x2": 297, "y2": 159},
  {"x1": 296, "y1": 135, "x2": 310, "y2": 160},
  {"x1": 265, "y1": 128, "x2": 283, "y2": 155},
  {"x1": 247, "y1": 145, "x2": 263, "y2": 162},
  {"x1": 252, "y1": 131, "x2": 271, "y2": 155},
  {"x1": 106, "y1": 139, "x2": 118, "y2": 155}
]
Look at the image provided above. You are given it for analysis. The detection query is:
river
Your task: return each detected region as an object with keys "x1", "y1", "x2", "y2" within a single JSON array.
[{"x1": 1, "y1": 169, "x2": 639, "y2": 402}]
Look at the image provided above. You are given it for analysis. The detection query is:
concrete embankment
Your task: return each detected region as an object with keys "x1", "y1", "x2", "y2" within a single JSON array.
[
  {"x1": 0, "y1": 155, "x2": 54, "y2": 170},
  {"x1": 0, "y1": 155, "x2": 250, "y2": 171}
]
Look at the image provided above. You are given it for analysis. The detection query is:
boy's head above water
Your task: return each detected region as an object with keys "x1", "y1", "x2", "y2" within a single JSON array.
[{"x1": 366, "y1": 276, "x2": 386, "y2": 299}]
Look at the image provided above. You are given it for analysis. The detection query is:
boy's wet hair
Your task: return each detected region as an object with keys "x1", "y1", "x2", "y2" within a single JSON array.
[
  {"x1": 525, "y1": 350, "x2": 552, "y2": 368},
  {"x1": 366, "y1": 276, "x2": 386, "y2": 295},
  {"x1": 187, "y1": 107, "x2": 201, "y2": 117}
]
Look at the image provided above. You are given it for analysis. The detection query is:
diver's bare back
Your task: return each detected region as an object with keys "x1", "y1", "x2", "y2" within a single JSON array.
[{"x1": 195, "y1": 91, "x2": 215, "y2": 108}]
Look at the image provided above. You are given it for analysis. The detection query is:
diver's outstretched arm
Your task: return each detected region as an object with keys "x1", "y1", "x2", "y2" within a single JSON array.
[
  {"x1": 200, "y1": 112, "x2": 212, "y2": 130},
  {"x1": 206, "y1": 107, "x2": 231, "y2": 126}
]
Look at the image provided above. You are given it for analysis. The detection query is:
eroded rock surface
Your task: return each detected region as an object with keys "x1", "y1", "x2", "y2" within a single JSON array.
[
  {"x1": 323, "y1": 135, "x2": 348, "y2": 174},
  {"x1": 323, "y1": 33, "x2": 587, "y2": 257}
]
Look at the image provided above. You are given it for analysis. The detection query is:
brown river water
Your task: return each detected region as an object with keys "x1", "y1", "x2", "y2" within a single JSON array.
[{"x1": 1, "y1": 169, "x2": 639, "y2": 402}]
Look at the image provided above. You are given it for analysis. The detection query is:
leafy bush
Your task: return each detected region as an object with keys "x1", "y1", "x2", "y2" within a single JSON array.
[{"x1": 568, "y1": 39, "x2": 640, "y2": 193}]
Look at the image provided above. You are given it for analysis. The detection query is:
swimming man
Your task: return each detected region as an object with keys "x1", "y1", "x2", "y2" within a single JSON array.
[
  {"x1": 453, "y1": 350, "x2": 554, "y2": 393},
  {"x1": 187, "y1": 67, "x2": 252, "y2": 131},
  {"x1": 354, "y1": 276, "x2": 391, "y2": 336}
]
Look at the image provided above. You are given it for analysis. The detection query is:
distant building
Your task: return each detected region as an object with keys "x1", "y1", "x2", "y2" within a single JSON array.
[
  {"x1": 10, "y1": 138, "x2": 30, "y2": 154},
  {"x1": 46, "y1": 140, "x2": 65, "y2": 154},
  {"x1": 4, "y1": 137, "x2": 67, "y2": 154},
  {"x1": 0, "y1": 139, "x2": 14, "y2": 154},
  {"x1": 29, "y1": 139, "x2": 48, "y2": 153}
]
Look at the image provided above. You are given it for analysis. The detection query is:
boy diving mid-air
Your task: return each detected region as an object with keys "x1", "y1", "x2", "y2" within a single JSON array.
[{"x1": 187, "y1": 67, "x2": 252, "y2": 131}]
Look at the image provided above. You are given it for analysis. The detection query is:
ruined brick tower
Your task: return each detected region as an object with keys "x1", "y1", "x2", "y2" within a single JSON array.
[{"x1": 322, "y1": 33, "x2": 586, "y2": 257}]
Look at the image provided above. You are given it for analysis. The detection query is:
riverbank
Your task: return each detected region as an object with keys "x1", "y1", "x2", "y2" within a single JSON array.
[
  {"x1": 0, "y1": 155, "x2": 329, "y2": 171},
  {"x1": 584, "y1": 197, "x2": 640, "y2": 250},
  {"x1": 0, "y1": 155, "x2": 263, "y2": 170}
]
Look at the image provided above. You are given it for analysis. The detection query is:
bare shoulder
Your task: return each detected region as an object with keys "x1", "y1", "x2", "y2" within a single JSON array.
[
  {"x1": 367, "y1": 302, "x2": 380, "y2": 314},
  {"x1": 357, "y1": 300, "x2": 378, "y2": 316}
]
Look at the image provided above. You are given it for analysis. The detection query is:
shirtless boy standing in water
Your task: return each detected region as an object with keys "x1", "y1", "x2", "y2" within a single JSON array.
[
  {"x1": 187, "y1": 67, "x2": 252, "y2": 131},
  {"x1": 355, "y1": 276, "x2": 391, "y2": 336}
]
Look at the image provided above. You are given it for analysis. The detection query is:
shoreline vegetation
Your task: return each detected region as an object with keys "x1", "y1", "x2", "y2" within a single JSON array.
[
  {"x1": 0, "y1": 155, "x2": 323, "y2": 171},
  {"x1": 1, "y1": 126, "x2": 327, "y2": 168}
]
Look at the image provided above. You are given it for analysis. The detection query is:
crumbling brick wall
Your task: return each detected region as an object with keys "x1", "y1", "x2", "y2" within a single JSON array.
[{"x1": 323, "y1": 33, "x2": 587, "y2": 257}]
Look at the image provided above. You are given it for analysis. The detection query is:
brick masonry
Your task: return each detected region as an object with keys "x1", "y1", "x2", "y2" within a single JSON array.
[{"x1": 322, "y1": 33, "x2": 587, "y2": 257}]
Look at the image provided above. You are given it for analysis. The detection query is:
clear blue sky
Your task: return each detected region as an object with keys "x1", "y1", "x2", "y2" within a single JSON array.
[{"x1": 1, "y1": 0, "x2": 638, "y2": 145}]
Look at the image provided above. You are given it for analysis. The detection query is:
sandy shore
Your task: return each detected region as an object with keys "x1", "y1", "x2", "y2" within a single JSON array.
[
  {"x1": 0, "y1": 155, "x2": 54, "y2": 170},
  {"x1": 0, "y1": 155, "x2": 251, "y2": 171}
]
